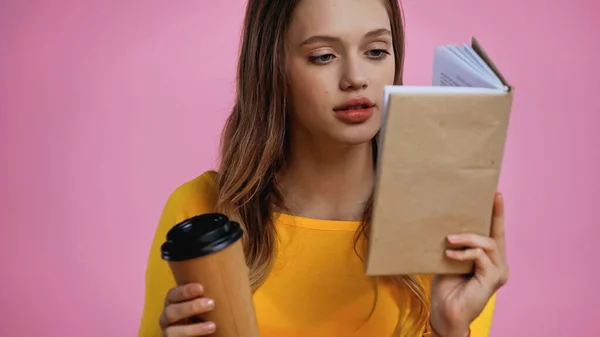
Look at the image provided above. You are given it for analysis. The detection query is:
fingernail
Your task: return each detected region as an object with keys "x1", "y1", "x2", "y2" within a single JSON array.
[
  {"x1": 446, "y1": 249, "x2": 462, "y2": 259},
  {"x1": 447, "y1": 235, "x2": 459, "y2": 242},
  {"x1": 206, "y1": 322, "x2": 216, "y2": 331},
  {"x1": 203, "y1": 298, "x2": 215, "y2": 308}
]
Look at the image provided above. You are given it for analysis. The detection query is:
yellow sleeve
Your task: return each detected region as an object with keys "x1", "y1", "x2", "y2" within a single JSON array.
[
  {"x1": 469, "y1": 293, "x2": 496, "y2": 337},
  {"x1": 137, "y1": 171, "x2": 219, "y2": 337}
]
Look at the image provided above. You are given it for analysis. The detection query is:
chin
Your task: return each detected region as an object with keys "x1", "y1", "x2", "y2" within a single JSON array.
[{"x1": 330, "y1": 119, "x2": 380, "y2": 145}]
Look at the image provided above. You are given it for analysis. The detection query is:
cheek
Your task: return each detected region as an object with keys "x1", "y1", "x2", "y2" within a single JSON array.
[
  {"x1": 372, "y1": 59, "x2": 396, "y2": 86},
  {"x1": 295, "y1": 72, "x2": 331, "y2": 101},
  {"x1": 289, "y1": 65, "x2": 334, "y2": 115},
  {"x1": 292, "y1": 85, "x2": 332, "y2": 127}
]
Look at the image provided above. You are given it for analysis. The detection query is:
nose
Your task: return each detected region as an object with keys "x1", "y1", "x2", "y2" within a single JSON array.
[{"x1": 339, "y1": 57, "x2": 368, "y2": 91}]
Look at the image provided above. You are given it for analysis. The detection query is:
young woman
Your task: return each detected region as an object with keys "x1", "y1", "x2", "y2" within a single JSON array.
[{"x1": 138, "y1": 0, "x2": 509, "y2": 336}]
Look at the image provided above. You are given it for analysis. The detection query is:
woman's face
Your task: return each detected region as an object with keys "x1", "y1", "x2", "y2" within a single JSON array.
[{"x1": 285, "y1": 0, "x2": 395, "y2": 145}]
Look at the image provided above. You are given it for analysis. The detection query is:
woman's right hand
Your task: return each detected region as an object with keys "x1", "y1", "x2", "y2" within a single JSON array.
[{"x1": 159, "y1": 283, "x2": 216, "y2": 336}]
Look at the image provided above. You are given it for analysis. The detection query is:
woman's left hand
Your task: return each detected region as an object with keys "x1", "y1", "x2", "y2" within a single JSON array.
[{"x1": 429, "y1": 192, "x2": 510, "y2": 337}]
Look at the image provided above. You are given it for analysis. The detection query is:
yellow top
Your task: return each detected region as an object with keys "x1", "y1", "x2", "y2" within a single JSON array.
[{"x1": 138, "y1": 171, "x2": 496, "y2": 337}]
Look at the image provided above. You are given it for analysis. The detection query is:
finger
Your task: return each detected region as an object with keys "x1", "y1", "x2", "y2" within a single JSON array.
[
  {"x1": 447, "y1": 233, "x2": 502, "y2": 266},
  {"x1": 163, "y1": 321, "x2": 216, "y2": 337},
  {"x1": 162, "y1": 297, "x2": 215, "y2": 326},
  {"x1": 490, "y1": 192, "x2": 507, "y2": 258},
  {"x1": 165, "y1": 284, "x2": 204, "y2": 305},
  {"x1": 447, "y1": 247, "x2": 509, "y2": 289},
  {"x1": 446, "y1": 248, "x2": 495, "y2": 279}
]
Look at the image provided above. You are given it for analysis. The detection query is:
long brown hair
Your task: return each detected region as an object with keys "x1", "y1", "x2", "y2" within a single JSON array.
[{"x1": 216, "y1": 0, "x2": 430, "y2": 335}]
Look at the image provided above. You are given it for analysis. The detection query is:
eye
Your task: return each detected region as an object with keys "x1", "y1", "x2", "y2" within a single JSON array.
[
  {"x1": 367, "y1": 49, "x2": 391, "y2": 59},
  {"x1": 309, "y1": 54, "x2": 336, "y2": 65}
]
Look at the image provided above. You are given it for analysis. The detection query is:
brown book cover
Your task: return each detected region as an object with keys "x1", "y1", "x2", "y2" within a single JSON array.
[{"x1": 366, "y1": 37, "x2": 514, "y2": 276}]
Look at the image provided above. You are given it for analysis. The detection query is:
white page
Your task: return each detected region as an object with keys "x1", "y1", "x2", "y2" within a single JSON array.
[
  {"x1": 447, "y1": 45, "x2": 489, "y2": 79},
  {"x1": 432, "y1": 46, "x2": 501, "y2": 89},
  {"x1": 461, "y1": 44, "x2": 505, "y2": 89},
  {"x1": 460, "y1": 44, "x2": 493, "y2": 77}
]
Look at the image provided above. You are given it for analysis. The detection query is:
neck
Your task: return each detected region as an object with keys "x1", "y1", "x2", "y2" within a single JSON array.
[{"x1": 276, "y1": 130, "x2": 376, "y2": 221}]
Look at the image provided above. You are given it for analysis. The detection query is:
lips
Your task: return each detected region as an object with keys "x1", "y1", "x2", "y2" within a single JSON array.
[
  {"x1": 337, "y1": 104, "x2": 370, "y2": 110},
  {"x1": 334, "y1": 97, "x2": 375, "y2": 111},
  {"x1": 333, "y1": 97, "x2": 376, "y2": 124}
]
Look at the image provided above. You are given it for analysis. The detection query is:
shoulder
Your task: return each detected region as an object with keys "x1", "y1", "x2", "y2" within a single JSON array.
[
  {"x1": 138, "y1": 171, "x2": 219, "y2": 337},
  {"x1": 159, "y1": 170, "x2": 219, "y2": 228}
]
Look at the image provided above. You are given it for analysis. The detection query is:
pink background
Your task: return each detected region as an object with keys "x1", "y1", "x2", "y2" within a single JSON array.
[{"x1": 1, "y1": 0, "x2": 598, "y2": 336}]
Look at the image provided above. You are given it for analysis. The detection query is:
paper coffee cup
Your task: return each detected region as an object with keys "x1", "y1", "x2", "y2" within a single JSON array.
[{"x1": 161, "y1": 213, "x2": 260, "y2": 337}]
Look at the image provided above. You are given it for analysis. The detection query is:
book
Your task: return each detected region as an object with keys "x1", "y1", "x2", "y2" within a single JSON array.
[{"x1": 366, "y1": 37, "x2": 514, "y2": 276}]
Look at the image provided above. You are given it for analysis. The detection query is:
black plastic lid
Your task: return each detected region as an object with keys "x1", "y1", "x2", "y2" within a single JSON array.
[{"x1": 160, "y1": 213, "x2": 243, "y2": 261}]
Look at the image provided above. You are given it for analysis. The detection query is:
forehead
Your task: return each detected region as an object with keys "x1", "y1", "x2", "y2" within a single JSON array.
[{"x1": 287, "y1": 0, "x2": 391, "y2": 43}]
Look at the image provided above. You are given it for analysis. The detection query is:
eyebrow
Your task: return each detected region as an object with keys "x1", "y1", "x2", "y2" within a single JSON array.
[{"x1": 299, "y1": 28, "x2": 392, "y2": 47}]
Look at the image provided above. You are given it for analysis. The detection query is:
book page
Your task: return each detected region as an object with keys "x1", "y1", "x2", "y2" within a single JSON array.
[
  {"x1": 447, "y1": 45, "x2": 489, "y2": 79},
  {"x1": 432, "y1": 46, "x2": 502, "y2": 89},
  {"x1": 460, "y1": 44, "x2": 505, "y2": 88}
]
